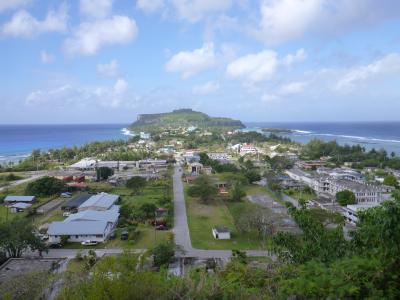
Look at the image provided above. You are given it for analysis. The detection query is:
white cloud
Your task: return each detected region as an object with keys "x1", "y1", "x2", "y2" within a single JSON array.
[
  {"x1": 336, "y1": 53, "x2": 400, "y2": 92},
  {"x1": 136, "y1": 0, "x2": 164, "y2": 13},
  {"x1": 26, "y1": 78, "x2": 129, "y2": 108},
  {"x1": 64, "y1": 16, "x2": 138, "y2": 56},
  {"x1": 279, "y1": 81, "x2": 307, "y2": 95},
  {"x1": 171, "y1": 0, "x2": 232, "y2": 22},
  {"x1": 80, "y1": 0, "x2": 113, "y2": 19},
  {"x1": 282, "y1": 48, "x2": 307, "y2": 66},
  {"x1": 40, "y1": 51, "x2": 54, "y2": 64},
  {"x1": 97, "y1": 59, "x2": 119, "y2": 77},
  {"x1": 255, "y1": 0, "x2": 400, "y2": 45},
  {"x1": 226, "y1": 48, "x2": 307, "y2": 84},
  {"x1": 165, "y1": 43, "x2": 216, "y2": 79},
  {"x1": 0, "y1": 0, "x2": 31, "y2": 13},
  {"x1": 261, "y1": 93, "x2": 279, "y2": 103},
  {"x1": 226, "y1": 50, "x2": 278, "y2": 83},
  {"x1": 2, "y1": 4, "x2": 68, "y2": 37},
  {"x1": 192, "y1": 81, "x2": 219, "y2": 95}
]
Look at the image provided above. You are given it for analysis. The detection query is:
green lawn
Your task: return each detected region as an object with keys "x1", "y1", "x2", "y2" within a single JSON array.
[
  {"x1": 284, "y1": 188, "x2": 316, "y2": 202},
  {"x1": 185, "y1": 186, "x2": 267, "y2": 250}
]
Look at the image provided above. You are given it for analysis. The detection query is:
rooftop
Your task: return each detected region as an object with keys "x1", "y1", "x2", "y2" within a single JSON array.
[
  {"x1": 4, "y1": 196, "x2": 36, "y2": 202},
  {"x1": 48, "y1": 220, "x2": 109, "y2": 235},
  {"x1": 79, "y1": 193, "x2": 119, "y2": 210}
]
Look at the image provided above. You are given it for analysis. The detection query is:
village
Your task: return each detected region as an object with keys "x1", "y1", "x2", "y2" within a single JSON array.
[{"x1": 0, "y1": 124, "x2": 399, "y2": 298}]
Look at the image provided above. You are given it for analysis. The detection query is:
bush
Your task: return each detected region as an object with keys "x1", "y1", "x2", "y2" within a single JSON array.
[
  {"x1": 151, "y1": 241, "x2": 175, "y2": 268},
  {"x1": 336, "y1": 190, "x2": 356, "y2": 206},
  {"x1": 25, "y1": 176, "x2": 66, "y2": 197}
]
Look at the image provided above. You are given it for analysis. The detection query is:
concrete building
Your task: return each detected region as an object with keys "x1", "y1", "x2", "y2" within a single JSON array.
[
  {"x1": 343, "y1": 203, "x2": 380, "y2": 224},
  {"x1": 212, "y1": 227, "x2": 231, "y2": 240},
  {"x1": 240, "y1": 144, "x2": 257, "y2": 155},
  {"x1": 4, "y1": 196, "x2": 36, "y2": 204},
  {"x1": 188, "y1": 162, "x2": 203, "y2": 174}
]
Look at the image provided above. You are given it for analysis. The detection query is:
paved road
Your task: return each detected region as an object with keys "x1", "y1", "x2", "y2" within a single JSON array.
[
  {"x1": 0, "y1": 172, "x2": 47, "y2": 192},
  {"x1": 172, "y1": 165, "x2": 274, "y2": 260}
]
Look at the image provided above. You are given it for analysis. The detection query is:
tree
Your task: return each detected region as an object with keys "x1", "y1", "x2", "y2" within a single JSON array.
[
  {"x1": 60, "y1": 235, "x2": 69, "y2": 246},
  {"x1": 383, "y1": 174, "x2": 398, "y2": 188},
  {"x1": 336, "y1": 190, "x2": 356, "y2": 206},
  {"x1": 188, "y1": 175, "x2": 218, "y2": 204},
  {"x1": 0, "y1": 218, "x2": 46, "y2": 258},
  {"x1": 230, "y1": 182, "x2": 246, "y2": 202},
  {"x1": 151, "y1": 241, "x2": 175, "y2": 268},
  {"x1": 138, "y1": 203, "x2": 157, "y2": 220},
  {"x1": 96, "y1": 166, "x2": 114, "y2": 181},
  {"x1": 126, "y1": 176, "x2": 147, "y2": 194},
  {"x1": 25, "y1": 176, "x2": 66, "y2": 197}
]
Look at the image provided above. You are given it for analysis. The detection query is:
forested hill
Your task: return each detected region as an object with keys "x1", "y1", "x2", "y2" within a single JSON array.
[{"x1": 130, "y1": 109, "x2": 245, "y2": 131}]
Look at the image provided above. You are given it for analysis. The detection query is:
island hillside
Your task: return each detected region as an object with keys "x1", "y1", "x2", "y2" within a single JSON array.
[{"x1": 129, "y1": 109, "x2": 245, "y2": 132}]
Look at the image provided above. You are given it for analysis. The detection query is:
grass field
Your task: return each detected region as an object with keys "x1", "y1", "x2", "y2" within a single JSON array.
[{"x1": 185, "y1": 185, "x2": 267, "y2": 250}]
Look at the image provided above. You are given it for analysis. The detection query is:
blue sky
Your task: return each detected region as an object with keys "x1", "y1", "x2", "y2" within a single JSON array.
[{"x1": 1, "y1": 0, "x2": 400, "y2": 124}]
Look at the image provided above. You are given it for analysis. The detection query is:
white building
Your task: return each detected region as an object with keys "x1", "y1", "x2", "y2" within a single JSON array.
[
  {"x1": 240, "y1": 144, "x2": 257, "y2": 155},
  {"x1": 343, "y1": 203, "x2": 380, "y2": 224},
  {"x1": 48, "y1": 199, "x2": 120, "y2": 243},
  {"x1": 212, "y1": 227, "x2": 231, "y2": 240}
]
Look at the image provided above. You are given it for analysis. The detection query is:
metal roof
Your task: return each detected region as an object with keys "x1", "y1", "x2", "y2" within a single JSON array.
[
  {"x1": 4, "y1": 196, "x2": 36, "y2": 202},
  {"x1": 61, "y1": 193, "x2": 91, "y2": 209},
  {"x1": 11, "y1": 203, "x2": 32, "y2": 209},
  {"x1": 79, "y1": 193, "x2": 119, "y2": 210},
  {"x1": 65, "y1": 210, "x2": 119, "y2": 224},
  {"x1": 47, "y1": 221, "x2": 108, "y2": 235}
]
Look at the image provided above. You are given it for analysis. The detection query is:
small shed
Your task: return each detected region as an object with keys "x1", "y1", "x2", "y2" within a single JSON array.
[
  {"x1": 10, "y1": 202, "x2": 32, "y2": 213},
  {"x1": 212, "y1": 227, "x2": 231, "y2": 240}
]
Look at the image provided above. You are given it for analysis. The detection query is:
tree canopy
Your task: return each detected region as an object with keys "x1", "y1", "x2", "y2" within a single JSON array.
[
  {"x1": 336, "y1": 190, "x2": 356, "y2": 206},
  {"x1": 25, "y1": 176, "x2": 66, "y2": 197}
]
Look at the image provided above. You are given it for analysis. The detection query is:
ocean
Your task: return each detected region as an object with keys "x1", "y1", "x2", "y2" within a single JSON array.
[
  {"x1": 244, "y1": 122, "x2": 400, "y2": 155},
  {"x1": 1, "y1": 122, "x2": 400, "y2": 165},
  {"x1": 0, "y1": 124, "x2": 131, "y2": 164}
]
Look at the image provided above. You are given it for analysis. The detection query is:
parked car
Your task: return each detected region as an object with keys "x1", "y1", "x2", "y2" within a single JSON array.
[
  {"x1": 156, "y1": 225, "x2": 168, "y2": 230},
  {"x1": 61, "y1": 192, "x2": 72, "y2": 198},
  {"x1": 62, "y1": 212, "x2": 71, "y2": 217},
  {"x1": 120, "y1": 231, "x2": 129, "y2": 240},
  {"x1": 81, "y1": 240, "x2": 98, "y2": 246},
  {"x1": 49, "y1": 243, "x2": 62, "y2": 248}
]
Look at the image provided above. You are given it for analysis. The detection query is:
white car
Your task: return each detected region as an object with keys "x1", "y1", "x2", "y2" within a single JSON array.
[
  {"x1": 62, "y1": 212, "x2": 71, "y2": 217},
  {"x1": 81, "y1": 240, "x2": 98, "y2": 246}
]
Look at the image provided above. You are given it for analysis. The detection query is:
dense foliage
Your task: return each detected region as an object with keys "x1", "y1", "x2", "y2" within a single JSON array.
[
  {"x1": 301, "y1": 139, "x2": 400, "y2": 169},
  {"x1": 187, "y1": 175, "x2": 218, "y2": 204},
  {"x1": 336, "y1": 190, "x2": 357, "y2": 206},
  {"x1": 25, "y1": 176, "x2": 66, "y2": 197},
  {"x1": 0, "y1": 218, "x2": 46, "y2": 258}
]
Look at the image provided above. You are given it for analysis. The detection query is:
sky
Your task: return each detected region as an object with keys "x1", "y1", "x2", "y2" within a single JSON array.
[{"x1": 1, "y1": 0, "x2": 400, "y2": 124}]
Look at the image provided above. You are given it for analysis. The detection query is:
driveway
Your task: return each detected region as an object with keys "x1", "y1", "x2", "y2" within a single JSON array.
[{"x1": 172, "y1": 165, "x2": 274, "y2": 260}]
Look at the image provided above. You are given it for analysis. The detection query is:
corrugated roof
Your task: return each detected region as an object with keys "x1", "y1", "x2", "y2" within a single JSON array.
[
  {"x1": 79, "y1": 193, "x2": 119, "y2": 210},
  {"x1": 4, "y1": 196, "x2": 35, "y2": 202},
  {"x1": 61, "y1": 194, "x2": 91, "y2": 209},
  {"x1": 47, "y1": 221, "x2": 108, "y2": 235},
  {"x1": 11, "y1": 203, "x2": 32, "y2": 209},
  {"x1": 65, "y1": 210, "x2": 119, "y2": 223}
]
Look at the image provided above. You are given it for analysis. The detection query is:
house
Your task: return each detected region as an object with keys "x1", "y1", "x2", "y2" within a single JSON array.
[
  {"x1": 212, "y1": 227, "x2": 231, "y2": 240},
  {"x1": 208, "y1": 152, "x2": 229, "y2": 161},
  {"x1": 188, "y1": 162, "x2": 203, "y2": 174},
  {"x1": 47, "y1": 221, "x2": 113, "y2": 243},
  {"x1": 343, "y1": 203, "x2": 380, "y2": 224},
  {"x1": 78, "y1": 193, "x2": 120, "y2": 212},
  {"x1": 4, "y1": 196, "x2": 36, "y2": 204},
  {"x1": 296, "y1": 160, "x2": 326, "y2": 170},
  {"x1": 10, "y1": 202, "x2": 31, "y2": 213},
  {"x1": 240, "y1": 144, "x2": 257, "y2": 155},
  {"x1": 47, "y1": 206, "x2": 120, "y2": 243}
]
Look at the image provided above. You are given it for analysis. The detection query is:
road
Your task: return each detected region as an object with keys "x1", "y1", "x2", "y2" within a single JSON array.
[
  {"x1": 24, "y1": 166, "x2": 273, "y2": 261},
  {"x1": 172, "y1": 165, "x2": 274, "y2": 260},
  {"x1": 0, "y1": 171, "x2": 47, "y2": 192}
]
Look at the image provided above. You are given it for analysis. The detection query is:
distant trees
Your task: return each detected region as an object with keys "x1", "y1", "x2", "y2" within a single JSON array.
[
  {"x1": 0, "y1": 218, "x2": 46, "y2": 258},
  {"x1": 336, "y1": 190, "x2": 356, "y2": 206},
  {"x1": 96, "y1": 167, "x2": 114, "y2": 181},
  {"x1": 383, "y1": 174, "x2": 398, "y2": 188},
  {"x1": 188, "y1": 175, "x2": 218, "y2": 204},
  {"x1": 25, "y1": 176, "x2": 66, "y2": 197},
  {"x1": 126, "y1": 176, "x2": 147, "y2": 194}
]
